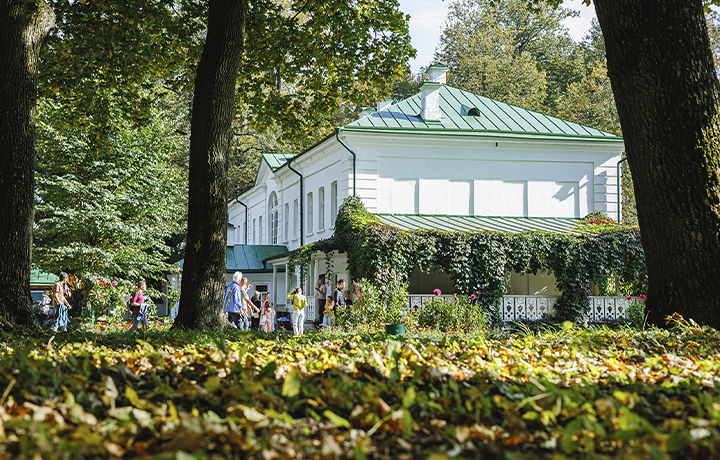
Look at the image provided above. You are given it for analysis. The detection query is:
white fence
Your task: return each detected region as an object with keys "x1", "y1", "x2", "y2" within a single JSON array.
[{"x1": 408, "y1": 294, "x2": 641, "y2": 322}]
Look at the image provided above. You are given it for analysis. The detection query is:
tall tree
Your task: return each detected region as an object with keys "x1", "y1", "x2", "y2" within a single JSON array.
[
  {"x1": 173, "y1": 0, "x2": 246, "y2": 329},
  {"x1": 437, "y1": 0, "x2": 584, "y2": 112},
  {"x1": 436, "y1": 1, "x2": 548, "y2": 111},
  {"x1": 0, "y1": 0, "x2": 54, "y2": 329},
  {"x1": 175, "y1": 0, "x2": 414, "y2": 329},
  {"x1": 591, "y1": 0, "x2": 720, "y2": 328}
]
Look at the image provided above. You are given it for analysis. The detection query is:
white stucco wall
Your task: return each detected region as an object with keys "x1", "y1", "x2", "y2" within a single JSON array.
[
  {"x1": 229, "y1": 129, "x2": 624, "y2": 253},
  {"x1": 229, "y1": 143, "x2": 353, "y2": 252},
  {"x1": 346, "y1": 131, "x2": 623, "y2": 219}
]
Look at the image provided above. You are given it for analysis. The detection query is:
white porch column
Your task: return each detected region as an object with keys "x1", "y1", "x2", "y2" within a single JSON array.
[
  {"x1": 285, "y1": 262, "x2": 290, "y2": 310},
  {"x1": 314, "y1": 255, "x2": 320, "y2": 284},
  {"x1": 272, "y1": 263, "x2": 278, "y2": 307}
]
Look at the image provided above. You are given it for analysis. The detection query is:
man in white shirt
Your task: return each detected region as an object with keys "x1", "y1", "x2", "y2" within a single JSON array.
[{"x1": 314, "y1": 279, "x2": 327, "y2": 314}]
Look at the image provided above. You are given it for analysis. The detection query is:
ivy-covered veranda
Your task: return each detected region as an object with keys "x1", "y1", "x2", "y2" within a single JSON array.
[{"x1": 265, "y1": 197, "x2": 647, "y2": 326}]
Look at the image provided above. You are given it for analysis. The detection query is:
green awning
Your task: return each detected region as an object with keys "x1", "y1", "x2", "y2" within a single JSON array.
[
  {"x1": 30, "y1": 269, "x2": 59, "y2": 288},
  {"x1": 376, "y1": 214, "x2": 582, "y2": 234},
  {"x1": 179, "y1": 245, "x2": 289, "y2": 273}
]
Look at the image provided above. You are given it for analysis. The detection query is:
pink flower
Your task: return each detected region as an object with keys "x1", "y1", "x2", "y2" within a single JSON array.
[
  {"x1": 381, "y1": 286, "x2": 386, "y2": 291},
  {"x1": 390, "y1": 270, "x2": 395, "y2": 276},
  {"x1": 640, "y1": 294, "x2": 646, "y2": 300},
  {"x1": 433, "y1": 288, "x2": 441, "y2": 296},
  {"x1": 627, "y1": 296, "x2": 632, "y2": 300},
  {"x1": 377, "y1": 273, "x2": 382, "y2": 279},
  {"x1": 111, "y1": 281, "x2": 118, "y2": 286},
  {"x1": 470, "y1": 294, "x2": 476, "y2": 300}
]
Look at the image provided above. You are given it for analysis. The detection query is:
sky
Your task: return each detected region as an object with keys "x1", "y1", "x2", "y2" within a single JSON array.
[{"x1": 397, "y1": 0, "x2": 598, "y2": 73}]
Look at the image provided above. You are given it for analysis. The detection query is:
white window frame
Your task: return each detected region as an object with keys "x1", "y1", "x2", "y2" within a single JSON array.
[
  {"x1": 293, "y1": 199, "x2": 299, "y2": 240},
  {"x1": 252, "y1": 218, "x2": 257, "y2": 245},
  {"x1": 307, "y1": 192, "x2": 313, "y2": 235},
  {"x1": 269, "y1": 192, "x2": 279, "y2": 244},
  {"x1": 284, "y1": 203, "x2": 290, "y2": 242},
  {"x1": 318, "y1": 187, "x2": 325, "y2": 231},
  {"x1": 259, "y1": 215, "x2": 263, "y2": 245},
  {"x1": 330, "y1": 181, "x2": 338, "y2": 227}
]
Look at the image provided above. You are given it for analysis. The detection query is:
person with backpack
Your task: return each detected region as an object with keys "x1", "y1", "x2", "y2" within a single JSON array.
[
  {"x1": 286, "y1": 287, "x2": 307, "y2": 336},
  {"x1": 128, "y1": 280, "x2": 150, "y2": 334},
  {"x1": 224, "y1": 272, "x2": 246, "y2": 329}
]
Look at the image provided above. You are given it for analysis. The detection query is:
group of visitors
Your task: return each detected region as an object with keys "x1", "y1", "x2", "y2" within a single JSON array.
[
  {"x1": 285, "y1": 278, "x2": 353, "y2": 336},
  {"x1": 224, "y1": 271, "x2": 275, "y2": 332},
  {"x1": 223, "y1": 274, "x2": 356, "y2": 336}
]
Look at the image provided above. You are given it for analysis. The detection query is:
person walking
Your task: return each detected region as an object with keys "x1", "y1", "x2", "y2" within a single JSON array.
[
  {"x1": 52, "y1": 272, "x2": 72, "y2": 332},
  {"x1": 314, "y1": 279, "x2": 327, "y2": 317},
  {"x1": 239, "y1": 277, "x2": 257, "y2": 330},
  {"x1": 224, "y1": 272, "x2": 245, "y2": 329},
  {"x1": 128, "y1": 281, "x2": 150, "y2": 334},
  {"x1": 286, "y1": 287, "x2": 307, "y2": 336}
]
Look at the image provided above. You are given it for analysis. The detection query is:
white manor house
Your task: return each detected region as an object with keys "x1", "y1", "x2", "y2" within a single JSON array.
[{"x1": 226, "y1": 64, "x2": 632, "y2": 326}]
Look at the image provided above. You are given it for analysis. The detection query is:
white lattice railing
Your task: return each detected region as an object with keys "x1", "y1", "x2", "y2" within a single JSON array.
[
  {"x1": 502, "y1": 295, "x2": 639, "y2": 322},
  {"x1": 410, "y1": 294, "x2": 641, "y2": 322},
  {"x1": 304, "y1": 295, "x2": 316, "y2": 322},
  {"x1": 408, "y1": 295, "x2": 455, "y2": 309}
]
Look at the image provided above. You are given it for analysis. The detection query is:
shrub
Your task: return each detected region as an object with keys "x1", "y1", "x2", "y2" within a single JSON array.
[{"x1": 415, "y1": 293, "x2": 487, "y2": 334}]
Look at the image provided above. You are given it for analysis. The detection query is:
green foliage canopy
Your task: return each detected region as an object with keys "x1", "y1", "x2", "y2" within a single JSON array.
[{"x1": 34, "y1": 104, "x2": 186, "y2": 298}]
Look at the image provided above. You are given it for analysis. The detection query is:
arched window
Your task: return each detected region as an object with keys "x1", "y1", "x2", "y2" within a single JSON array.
[{"x1": 269, "y1": 192, "x2": 279, "y2": 244}]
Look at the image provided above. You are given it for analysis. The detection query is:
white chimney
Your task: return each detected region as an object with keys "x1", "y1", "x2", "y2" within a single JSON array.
[
  {"x1": 377, "y1": 98, "x2": 393, "y2": 111},
  {"x1": 420, "y1": 64, "x2": 448, "y2": 122},
  {"x1": 427, "y1": 63, "x2": 448, "y2": 84}
]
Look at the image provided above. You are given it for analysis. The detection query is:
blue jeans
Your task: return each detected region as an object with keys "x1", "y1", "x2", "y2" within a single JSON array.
[
  {"x1": 53, "y1": 304, "x2": 69, "y2": 332},
  {"x1": 129, "y1": 303, "x2": 150, "y2": 333},
  {"x1": 128, "y1": 313, "x2": 148, "y2": 332}
]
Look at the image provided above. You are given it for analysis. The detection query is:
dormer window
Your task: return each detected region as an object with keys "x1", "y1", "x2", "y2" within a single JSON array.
[{"x1": 461, "y1": 104, "x2": 481, "y2": 117}]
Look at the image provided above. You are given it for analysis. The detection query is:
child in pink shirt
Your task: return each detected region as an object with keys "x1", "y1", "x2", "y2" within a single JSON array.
[{"x1": 260, "y1": 302, "x2": 275, "y2": 333}]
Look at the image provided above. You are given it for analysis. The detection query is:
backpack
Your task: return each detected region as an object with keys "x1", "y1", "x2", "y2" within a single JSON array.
[{"x1": 121, "y1": 293, "x2": 134, "y2": 312}]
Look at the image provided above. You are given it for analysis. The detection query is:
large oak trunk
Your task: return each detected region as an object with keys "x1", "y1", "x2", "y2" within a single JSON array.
[
  {"x1": 173, "y1": 0, "x2": 245, "y2": 329},
  {"x1": 0, "y1": 1, "x2": 54, "y2": 329},
  {"x1": 595, "y1": 0, "x2": 720, "y2": 328}
]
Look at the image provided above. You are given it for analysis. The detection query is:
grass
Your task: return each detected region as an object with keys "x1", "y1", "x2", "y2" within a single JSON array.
[{"x1": 0, "y1": 314, "x2": 718, "y2": 459}]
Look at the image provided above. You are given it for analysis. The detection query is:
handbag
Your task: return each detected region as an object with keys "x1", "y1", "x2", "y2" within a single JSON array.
[{"x1": 252, "y1": 312, "x2": 260, "y2": 318}]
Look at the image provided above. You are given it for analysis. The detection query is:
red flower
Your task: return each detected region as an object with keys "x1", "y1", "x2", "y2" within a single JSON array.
[
  {"x1": 433, "y1": 289, "x2": 441, "y2": 296},
  {"x1": 470, "y1": 294, "x2": 476, "y2": 300},
  {"x1": 640, "y1": 294, "x2": 646, "y2": 300},
  {"x1": 626, "y1": 296, "x2": 632, "y2": 300}
]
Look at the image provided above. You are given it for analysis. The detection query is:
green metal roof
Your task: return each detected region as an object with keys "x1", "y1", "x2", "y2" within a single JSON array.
[
  {"x1": 180, "y1": 245, "x2": 289, "y2": 272},
  {"x1": 262, "y1": 153, "x2": 296, "y2": 172},
  {"x1": 30, "y1": 269, "x2": 59, "y2": 288},
  {"x1": 345, "y1": 85, "x2": 622, "y2": 141},
  {"x1": 377, "y1": 214, "x2": 582, "y2": 234}
]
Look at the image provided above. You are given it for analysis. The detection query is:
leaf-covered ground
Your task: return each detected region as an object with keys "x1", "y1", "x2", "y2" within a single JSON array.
[{"x1": 2, "y1": 320, "x2": 720, "y2": 459}]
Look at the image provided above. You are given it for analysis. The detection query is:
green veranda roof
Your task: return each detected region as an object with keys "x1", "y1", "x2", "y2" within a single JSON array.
[
  {"x1": 180, "y1": 245, "x2": 289, "y2": 272},
  {"x1": 30, "y1": 269, "x2": 59, "y2": 288},
  {"x1": 345, "y1": 85, "x2": 622, "y2": 141},
  {"x1": 377, "y1": 214, "x2": 581, "y2": 234}
]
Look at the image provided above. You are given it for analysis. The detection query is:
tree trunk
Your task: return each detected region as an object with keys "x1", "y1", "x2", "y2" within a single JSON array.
[
  {"x1": 0, "y1": 1, "x2": 54, "y2": 330},
  {"x1": 594, "y1": 0, "x2": 720, "y2": 328},
  {"x1": 173, "y1": 0, "x2": 245, "y2": 329}
]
